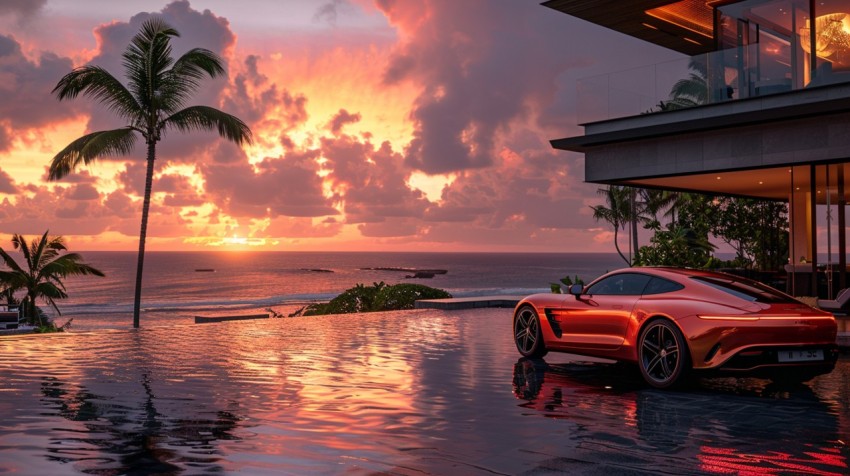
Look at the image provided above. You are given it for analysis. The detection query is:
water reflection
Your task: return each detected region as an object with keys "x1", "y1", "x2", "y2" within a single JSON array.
[
  {"x1": 1, "y1": 308, "x2": 848, "y2": 474},
  {"x1": 513, "y1": 358, "x2": 850, "y2": 475},
  {"x1": 40, "y1": 371, "x2": 240, "y2": 474}
]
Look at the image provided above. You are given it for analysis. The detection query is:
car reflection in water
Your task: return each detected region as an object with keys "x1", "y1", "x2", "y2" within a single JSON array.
[{"x1": 512, "y1": 357, "x2": 849, "y2": 475}]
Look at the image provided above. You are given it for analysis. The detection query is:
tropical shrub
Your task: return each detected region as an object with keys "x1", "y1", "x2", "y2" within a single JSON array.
[
  {"x1": 372, "y1": 283, "x2": 452, "y2": 311},
  {"x1": 295, "y1": 282, "x2": 451, "y2": 316}
]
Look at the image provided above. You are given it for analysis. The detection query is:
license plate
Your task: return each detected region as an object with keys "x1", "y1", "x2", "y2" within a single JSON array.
[{"x1": 778, "y1": 349, "x2": 823, "y2": 362}]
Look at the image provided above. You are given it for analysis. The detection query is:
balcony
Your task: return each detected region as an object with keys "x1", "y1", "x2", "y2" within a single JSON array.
[{"x1": 577, "y1": 44, "x2": 850, "y2": 125}]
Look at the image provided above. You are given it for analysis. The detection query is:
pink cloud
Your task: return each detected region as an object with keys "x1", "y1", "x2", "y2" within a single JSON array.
[
  {"x1": 0, "y1": 168, "x2": 17, "y2": 194},
  {"x1": 66, "y1": 183, "x2": 100, "y2": 201},
  {"x1": 0, "y1": 0, "x2": 46, "y2": 20},
  {"x1": 327, "y1": 108, "x2": 361, "y2": 134},
  {"x1": 0, "y1": 34, "x2": 77, "y2": 150},
  {"x1": 201, "y1": 145, "x2": 338, "y2": 220}
]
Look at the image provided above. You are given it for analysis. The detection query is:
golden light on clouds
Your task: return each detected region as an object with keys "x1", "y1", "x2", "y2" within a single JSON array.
[{"x1": 0, "y1": 0, "x2": 655, "y2": 253}]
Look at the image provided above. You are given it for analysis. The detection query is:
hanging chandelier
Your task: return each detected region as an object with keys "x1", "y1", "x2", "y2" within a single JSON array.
[{"x1": 799, "y1": 13, "x2": 850, "y2": 58}]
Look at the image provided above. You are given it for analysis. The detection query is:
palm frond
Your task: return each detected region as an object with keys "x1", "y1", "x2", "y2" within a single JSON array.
[
  {"x1": 49, "y1": 128, "x2": 138, "y2": 180},
  {"x1": 157, "y1": 48, "x2": 226, "y2": 112},
  {"x1": 123, "y1": 18, "x2": 179, "y2": 111},
  {"x1": 52, "y1": 65, "x2": 142, "y2": 121},
  {"x1": 32, "y1": 231, "x2": 51, "y2": 277},
  {"x1": 41, "y1": 253, "x2": 106, "y2": 279},
  {"x1": 0, "y1": 245, "x2": 24, "y2": 274},
  {"x1": 162, "y1": 105, "x2": 253, "y2": 145},
  {"x1": 12, "y1": 234, "x2": 34, "y2": 274},
  {"x1": 34, "y1": 282, "x2": 67, "y2": 315},
  {"x1": 0, "y1": 270, "x2": 24, "y2": 292}
]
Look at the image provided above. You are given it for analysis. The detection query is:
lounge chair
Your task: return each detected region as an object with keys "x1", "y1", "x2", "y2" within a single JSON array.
[
  {"x1": 816, "y1": 288, "x2": 850, "y2": 315},
  {"x1": 0, "y1": 308, "x2": 19, "y2": 330}
]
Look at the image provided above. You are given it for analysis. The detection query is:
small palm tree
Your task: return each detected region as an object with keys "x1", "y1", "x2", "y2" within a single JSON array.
[
  {"x1": 591, "y1": 186, "x2": 632, "y2": 265},
  {"x1": 49, "y1": 18, "x2": 252, "y2": 327},
  {"x1": 0, "y1": 232, "x2": 104, "y2": 327}
]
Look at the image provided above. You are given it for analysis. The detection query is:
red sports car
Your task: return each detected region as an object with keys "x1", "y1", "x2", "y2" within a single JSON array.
[{"x1": 513, "y1": 267, "x2": 839, "y2": 388}]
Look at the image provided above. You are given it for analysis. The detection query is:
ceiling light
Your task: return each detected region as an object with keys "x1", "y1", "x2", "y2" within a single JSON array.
[{"x1": 799, "y1": 13, "x2": 850, "y2": 58}]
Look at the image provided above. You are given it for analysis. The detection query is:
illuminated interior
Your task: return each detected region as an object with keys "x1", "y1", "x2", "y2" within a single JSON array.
[{"x1": 622, "y1": 162, "x2": 850, "y2": 296}]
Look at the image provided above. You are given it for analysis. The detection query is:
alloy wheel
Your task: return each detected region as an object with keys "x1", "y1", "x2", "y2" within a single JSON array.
[
  {"x1": 514, "y1": 306, "x2": 546, "y2": 358},
  {"x1": 639, "y1": 320, "x2": 685, "y2": 388}
]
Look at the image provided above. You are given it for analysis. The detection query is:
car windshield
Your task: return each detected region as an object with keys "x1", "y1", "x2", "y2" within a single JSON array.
[{"x1": 690, "y1": 276, "x2": 797, "y2": 304}]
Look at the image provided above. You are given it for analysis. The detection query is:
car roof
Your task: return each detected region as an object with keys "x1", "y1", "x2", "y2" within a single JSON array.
[{"x1": 598, "y1": 266, "x2": 736, "y2": 283}]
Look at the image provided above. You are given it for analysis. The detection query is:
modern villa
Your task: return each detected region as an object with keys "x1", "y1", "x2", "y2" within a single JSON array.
[{"x1": 545, "y1": 0, "x2": 850, "y2": 298}]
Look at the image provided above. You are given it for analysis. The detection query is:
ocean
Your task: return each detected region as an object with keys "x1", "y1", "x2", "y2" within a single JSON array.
[{"x1": 51, "y1": 251, "x2": 626, "y2": 330}]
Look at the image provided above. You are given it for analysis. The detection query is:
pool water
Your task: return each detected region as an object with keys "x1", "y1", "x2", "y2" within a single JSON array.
[{"x1": 0, "y1": 308, "x2": 847, "y2": 475}]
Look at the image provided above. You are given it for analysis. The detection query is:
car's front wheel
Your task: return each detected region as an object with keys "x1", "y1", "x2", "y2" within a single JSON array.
[
  {"x1": 513, "y1": 305, "x2": 547, "y2": 358},
  {"x1": 638, "y1": 319, "x2": 688, "y2": 389}
]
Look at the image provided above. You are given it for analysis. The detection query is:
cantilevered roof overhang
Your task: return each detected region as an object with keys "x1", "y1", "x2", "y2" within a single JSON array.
[
  {"x1": 541, "y1": 0, "x2": 718, "y2": 56},
  {"x1": 552, "y1": 82, "x2": 850, "y2": 200}
]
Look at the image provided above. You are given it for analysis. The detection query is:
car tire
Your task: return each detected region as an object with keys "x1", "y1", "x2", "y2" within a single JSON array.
[
  {"x1": 638, "y1": 318, "x2": 689, "y2": 389},
  {"x1": 513, "y1": 305, "x2": 548, "y2": 358}
]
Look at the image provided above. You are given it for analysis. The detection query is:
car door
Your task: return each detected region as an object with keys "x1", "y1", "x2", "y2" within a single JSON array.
[{"x1": 554, "y1": 273, "x2": 650, "y2": 350}]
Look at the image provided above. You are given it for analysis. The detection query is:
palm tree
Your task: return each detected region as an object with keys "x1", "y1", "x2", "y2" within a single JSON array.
[
  {"x1": 0, "y1": 232, "x2": 104, "y2": 327},
  {"x1": 49, "y1": 18, "x2": 252, "y2": 328},
  {"x1": 591, "y1": 186, "x2": 632, "y2": 265},
  {"x1": 666, "y1": 58, "x2": 708, "y2": 109}
]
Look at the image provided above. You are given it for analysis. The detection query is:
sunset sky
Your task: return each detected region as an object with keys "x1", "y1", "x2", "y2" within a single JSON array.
[{"x1": 0, "y1": 0, "x2": 683, "y2": 252}]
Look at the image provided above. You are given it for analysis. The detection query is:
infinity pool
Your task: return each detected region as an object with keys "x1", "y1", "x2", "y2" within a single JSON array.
[{"x1": 0, "y1": 308, "x2": 847, "y2": 475}]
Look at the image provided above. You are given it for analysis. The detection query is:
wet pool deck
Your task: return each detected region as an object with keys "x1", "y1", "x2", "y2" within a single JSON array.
[
  {"x1": 415, "y1": 295, "x2": 524, "y2": 310},
  {"x1": 0, "y1": 307, "x2": 849, "y2": 474}
]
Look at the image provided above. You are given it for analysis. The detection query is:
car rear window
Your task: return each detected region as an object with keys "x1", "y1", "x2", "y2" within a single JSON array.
[
  {"x1": 690, "y1": 276, "x2": 796, "y2": 303},
  {"x1": 643, "y1": 277, "x2": 684, "y2": 295}
]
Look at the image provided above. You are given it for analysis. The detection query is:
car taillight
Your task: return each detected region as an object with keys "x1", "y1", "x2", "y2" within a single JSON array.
[{"x1": 697, "y1": 315, "x2": 759, "y2": 321}]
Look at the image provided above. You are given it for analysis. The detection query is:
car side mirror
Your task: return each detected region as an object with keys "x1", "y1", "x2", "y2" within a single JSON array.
[{"x1": 568, "y1": 284, "x2": 584, "y2": 298}]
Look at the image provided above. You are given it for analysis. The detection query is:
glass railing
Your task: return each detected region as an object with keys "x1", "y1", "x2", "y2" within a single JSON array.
[{"x1": 576, "y1": 44, "x2": 850, "y2": 124}]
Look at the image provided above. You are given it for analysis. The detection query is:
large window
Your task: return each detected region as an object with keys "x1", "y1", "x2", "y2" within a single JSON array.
[{"x1": 718, "y1": 0, "x2": 850, "y2": 93}]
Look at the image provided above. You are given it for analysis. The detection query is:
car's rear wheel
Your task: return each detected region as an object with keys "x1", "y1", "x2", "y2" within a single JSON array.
[
  {"x1": 513, "y1": 305, "x2": 547, "y2": 358},
  {"x1": 638, "y1": 319, "x2": 688, "y2": 389}
]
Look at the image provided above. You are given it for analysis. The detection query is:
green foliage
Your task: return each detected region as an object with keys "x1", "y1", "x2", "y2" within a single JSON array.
[
  {"x1": 710, "y1": 197, "x2": 788, "y2": 270},
  {"x1": 633, "y1": 226, "x2": 716, "y2": 268},
  {"x1": 373, "y1": 283, "x2": 452, "y2": 311},
  {"x1": 299, "y1": 282, "x2": 451, "y2": 316},
  {"x1": 550, "y1": 275, "x2": 584, "y2": 294}
]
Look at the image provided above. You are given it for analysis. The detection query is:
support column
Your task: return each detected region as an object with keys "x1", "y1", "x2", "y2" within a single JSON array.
[
  {"x1": 810, "y1": 164, "x2": 818, "y2": 296},
  {"x1": 829, "y1": 164, "x2": 847, "y2": 299}
]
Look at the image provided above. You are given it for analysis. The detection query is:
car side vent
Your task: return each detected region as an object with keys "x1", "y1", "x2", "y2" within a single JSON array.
[
  {"x1": 704, "y1": 342, "x2": 721, "y2": 363},
  {"x1": 543, "y1": 309, "x2": 563, "y2": 338}
]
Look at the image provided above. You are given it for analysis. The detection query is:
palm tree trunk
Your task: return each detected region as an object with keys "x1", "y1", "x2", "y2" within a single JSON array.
[
  {"x1": 630, "y1": 188, "x2": 638, "y2": 266},
  {"x1": 27, "y1": 292, "x2": 41, "y2": 327},
  {"x1": 133, "y1": 140, "x2": 157, "y2": 328},
  {"x1": 613, "y1": 227, "x2": 629, "y2": 265}
]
